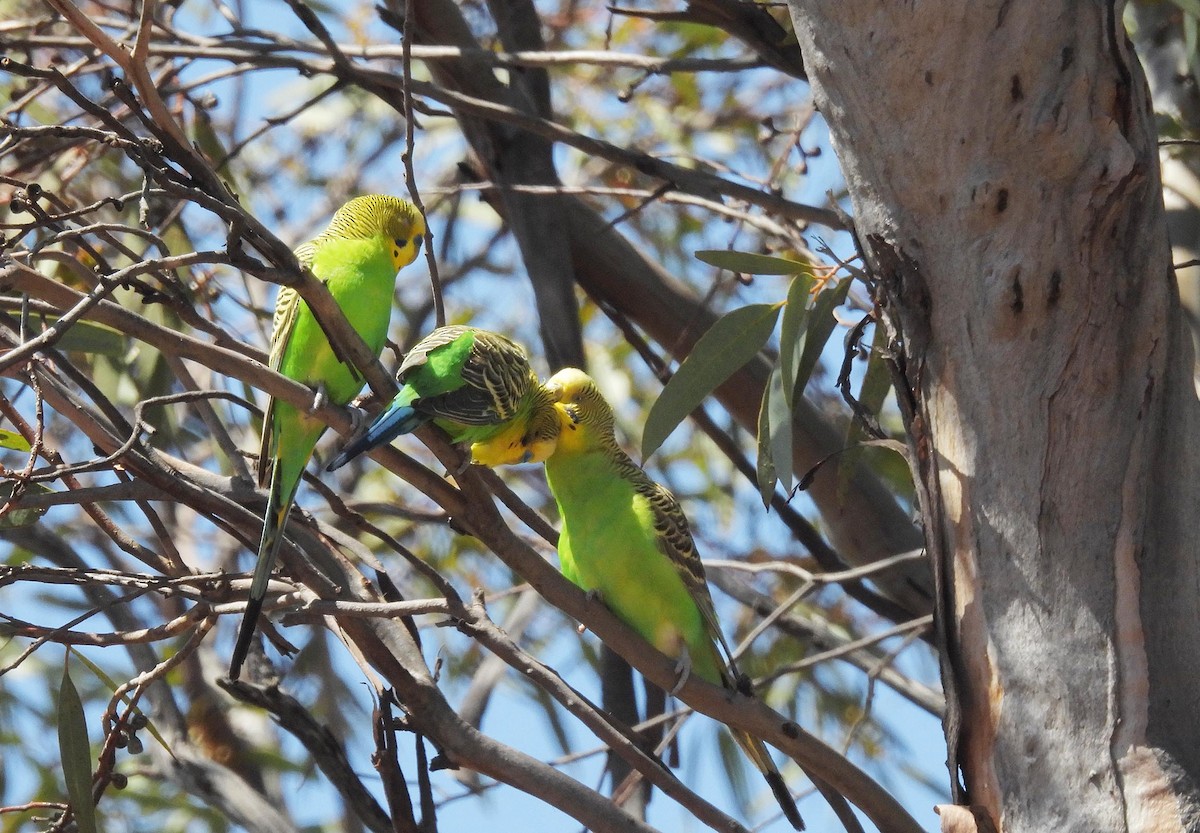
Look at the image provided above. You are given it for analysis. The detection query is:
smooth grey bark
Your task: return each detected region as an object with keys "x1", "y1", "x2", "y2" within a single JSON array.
[{"x1": 786, "y1": 1, "x2": 1200, "y2": 831}]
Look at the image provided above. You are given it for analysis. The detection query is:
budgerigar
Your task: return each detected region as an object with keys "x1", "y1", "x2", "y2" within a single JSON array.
[
  {"x1": 326, "y1": 325, "x2": 559, "y2": 470},
  {"x1": 230, "y1": 195, "x2": 426, "y2": 681},
  {"x1": 543, "y1": 368, "x2": 805, "y2": 831}
]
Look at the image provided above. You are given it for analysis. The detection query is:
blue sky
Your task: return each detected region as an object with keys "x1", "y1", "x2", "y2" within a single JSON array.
[{"x1": 0, "y1": 1, "x2": 950, "y2": 830}]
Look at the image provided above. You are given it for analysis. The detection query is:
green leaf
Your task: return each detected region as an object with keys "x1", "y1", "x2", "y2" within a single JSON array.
[
  {"x1": 839, "y1": 321, "x2": 894, "y2": 500},
  {"x1": 779, "y1": 271, "x2": 816, "y2": 411},
  {"x1": 643, "y1": 303, "x2": 781, "y2": 460},
  {"x1": 857, "y1": 322, "x2": 894, "y2": 423},
  {"x1": 0, "y1": 481, "x2": 50, "y2": 529},
  {"x1": 694, "y1": 250, "x2": 810, "y2": 275},
  {"x1": 756, "y1": 362, "x2": 794, "y2": 507},
  {"x1": 0, "y1": 429, "x2": 31, "y2": 452},
  {"x1": 59, "y1": 653, "x2": 99, "y2": 833},
  {"x1": 756, "y1": 374, "x2": 777, "y2": 507},
  {"x1": 769, "y1": 364, "x2": 794, "y2": 497},
  {"x1": 21, "y1": 313, "x2": 126, "y2": 356},
  {"x1": 792, "y1": 277, "x2": 852, "y2": 402}
]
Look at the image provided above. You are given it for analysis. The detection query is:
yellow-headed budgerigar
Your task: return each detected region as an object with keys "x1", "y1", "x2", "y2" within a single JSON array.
[
  {"x1": 229, "y1": 195, "x2": 426, "y2": 681},
  {"x1": 325, "y1": 325, "x2": 559, "y2": 471},
  {"x1": 542, "y1": 368, "x2": 805, "y2": 830}
]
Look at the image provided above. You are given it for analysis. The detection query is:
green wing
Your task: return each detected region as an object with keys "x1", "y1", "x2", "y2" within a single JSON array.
[
  {"x1": 405, "y1": 326, "x2": 537, "y2": 428},
  {"x1": 641, "y1": 479, "x2": 740, "y2": 675},
  {"x1": 232, "y1": 196, "x2": 422, "y2": 681},
  {"x1": 257, "y1": 285, "x2": 301, "y2": 489}
]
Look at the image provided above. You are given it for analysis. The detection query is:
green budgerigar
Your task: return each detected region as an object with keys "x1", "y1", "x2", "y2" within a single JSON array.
[
  {"x1": 230, "y1": 195, "x2": 426, "y2": 681},
  {"x1": 326, "y1": 325, "x2": 559, "y2": 471},
  {"x1": 543, "y1": 368, "x2": 805, "y2": 831}
]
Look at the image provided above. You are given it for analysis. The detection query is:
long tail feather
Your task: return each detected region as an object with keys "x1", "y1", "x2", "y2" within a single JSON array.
[
  {"x1": 326, "y1": 389, "x2": 422, "y2": 471},
  {"x1": 229, "y1": 463, "x2": 297, "y2": 680},
  {"x1": 733, "y1": 728, "x2": 805, "y2": 831}
]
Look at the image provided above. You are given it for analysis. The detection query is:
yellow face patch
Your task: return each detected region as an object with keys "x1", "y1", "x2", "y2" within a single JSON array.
[
  {"x1": 468, "y1": 407, "x2": 562, "y2": 467},
  {"x1": 390, "y1": 230, "x2": 424, "y2": 272},
  {"x1": 551, "y1": 402, "x2": 588, "y2": 454}
]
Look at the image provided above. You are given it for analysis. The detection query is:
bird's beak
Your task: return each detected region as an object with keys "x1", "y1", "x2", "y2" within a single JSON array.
[{"x1": 544, "y1": 380, "x2": 563, "y2": 402}]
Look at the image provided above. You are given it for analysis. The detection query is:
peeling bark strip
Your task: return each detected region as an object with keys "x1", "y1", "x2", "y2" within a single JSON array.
[{"x1": 787, "y1": 1, "x2": 1200, "y2": 831}]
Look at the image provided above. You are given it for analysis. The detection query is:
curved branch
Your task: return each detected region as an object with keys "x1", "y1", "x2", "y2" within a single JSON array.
[{"x1": 450, "y1": 469, "x2": 926, "y2": 833}]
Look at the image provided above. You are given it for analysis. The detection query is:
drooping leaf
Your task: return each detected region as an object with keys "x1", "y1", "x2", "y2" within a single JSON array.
[
  {"x1": 857, "y1": 321, "x2": 894, "y2": 426},
  {"x1": 694, "y1": 249, "x2": 810, "y2": 276},
  {"x1": 642, "y1": 303, "x2": 781, "y2": 460},
  {"x1": 756, "y1": 362, "x2": 794, "y2": 507},
  {"x1": 24, "y1": 314, "x2": 125, "y2": 357},
  {"x1": 0, "y1": 481, "x2": 50, "y2": 529},
  {"x1": 0, "y1": 429, "x2": 31, "y2": 452},
  {"x1": 769, "y1": 363, "x2": 794, "y2": 498},
  {"x1": 756, "y1": 372, "x2": 777, "y2": 507},
  {"x1": 792, "y1": 277, "x2": 853, "y2": 402},
  {"x1": 59, "y1": 653, "x2": 98, "y2": 833},
  {"x1": 839, "y1": 321, "x2": 895, "y2": 500},
  {"x1": 779, "y1": 271, "x2": 816, "y2": 411}
]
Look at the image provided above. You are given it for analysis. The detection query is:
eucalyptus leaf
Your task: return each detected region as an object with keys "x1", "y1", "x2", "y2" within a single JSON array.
[
  {"x1": 59, "y1": 654, "x2": 98, "y2": 833},
  {"x1": 0, "y1": 481, "x2": 50, "y2": 529},
  {"x1": 24, "y1": 314, "x2": 125, "y2": 357},
  {"x1": 0, "y1": 429, "x2": 31, "y2": 452},
  {"x1": 768, "y1": 362, "x2": 794, "y2": 497},
  {"x1": 779, "y1": 271, "x2": 816, "y2": 411},
  {"x1": 757, "y1": 373, "x2": 777, "y2": 507},
  {"x1": 756, "y1": 362, "x2": 794, "y2": 507},
  {"x1": 695, "y1": 249, "x2": 810, "y2": 275},
  {"x1": 792, "y1": 277, "x2": 852, "y2": 402},
  {"x1": 839, "y1": 321, "x2": 894, "y2": 500},
  {"x1": 643, "y1": 303, "x2": 781, "y2": 460}
]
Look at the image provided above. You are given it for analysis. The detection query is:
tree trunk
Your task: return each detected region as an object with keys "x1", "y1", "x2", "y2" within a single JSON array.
[{"x1": 786, "y1": 1, "x2": 1200, "y2": 830}]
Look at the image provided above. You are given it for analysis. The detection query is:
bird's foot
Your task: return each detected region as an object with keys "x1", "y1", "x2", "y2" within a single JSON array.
[
  {"x1": 576, "y1": 589, "x2": 604, "y2": 635},
  {"x1": 451, "y1": 447, "x2": 473, "y2": 477},
  {"x1": 309, "y1": 383, "x2": 329, "y2": 413},
  {"x1": 669, "y1": 647, "x2": 693, "y2": 696},
  {"x1": 345, "y1": 403, "x2": 368, "y2": 435}
]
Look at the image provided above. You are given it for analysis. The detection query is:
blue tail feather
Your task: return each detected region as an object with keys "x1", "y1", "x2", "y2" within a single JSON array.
[{"x1": 326, "y1": 389, "x2": 425, "y2": 471}]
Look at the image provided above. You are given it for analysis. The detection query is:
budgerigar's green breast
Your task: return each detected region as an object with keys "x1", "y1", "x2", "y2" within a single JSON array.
[
  {"x1": 278, "y1": 236, "x2": 397, "y2": 405},
  {"x1": 547, "y1": 449, "x2": 720, "y2": 683}
]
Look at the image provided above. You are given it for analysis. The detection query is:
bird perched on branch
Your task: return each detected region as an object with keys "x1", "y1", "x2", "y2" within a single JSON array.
[
  {"x1": 230, "y1": 194, "x2": 425, "y2": 681},
  {"x1": 326, "y1": 325, "x2": 559, "y2": 472},
  {"x1": 542, "y1": 367, "x2": 805, "y2": 830}
]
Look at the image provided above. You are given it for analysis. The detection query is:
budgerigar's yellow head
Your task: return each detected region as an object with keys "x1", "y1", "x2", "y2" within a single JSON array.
[
  {"x1": 469, "y1": 385, "x2": 562, "y2": 467},
  {"x1": 545, "y1": 368, "x2": 615, "y2": 454},
  {"x1": 325, "y1": 195, "x2": 426, "y2": 272}
]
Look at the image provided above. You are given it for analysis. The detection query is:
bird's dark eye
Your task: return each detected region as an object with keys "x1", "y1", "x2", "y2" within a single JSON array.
[{"x1": 393, "y1": 237, "x2": 408, "y2": 248}]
